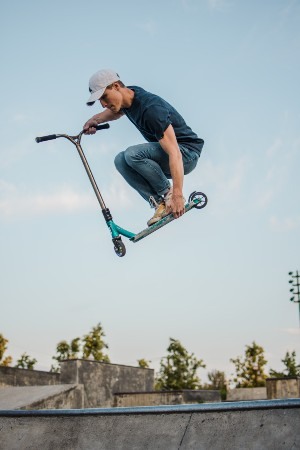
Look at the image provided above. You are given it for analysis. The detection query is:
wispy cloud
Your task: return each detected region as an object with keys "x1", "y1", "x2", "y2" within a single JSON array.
[
  {"x1": 269, "y1": 215, "x2": 300, "y2": 232},
  {"x1": 137, "y1": 20, "x2": 157, "y2": 35},
  {"x1": 196, "y1": 156, "x2": 251, "y2": 215},
  {"x1": 180, "y1": 0, "x2": 229, "y2": 12},
  {"x1": 0, "y1": 184, "x2": 94, "y2": 219},
  {"x1": 281, "y1": 328, "x2": 300, "y2": 336},
  {"x1": 0, "y1": 135, "x2": 35, "y2": 169},
  {"x1": 12, "y1": 113, "x2": 32, "y2": 123},
  {"x1": 266, "y1": 137, "x2": 283, "y2": 158},
  {"x1": 207, "y1": 0, "x2": 230, "y2": 11},
  {"x1": 253, "y1": 134, "x2": 299, "y2": 210},
  {"x1": 0, "y1": 176, "x2": 133, "y2": 220}
]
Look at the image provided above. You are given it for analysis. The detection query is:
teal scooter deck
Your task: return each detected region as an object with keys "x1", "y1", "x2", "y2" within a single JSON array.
[{"x1": 130, "y1": 199, "x2": 200, "y2": 243}]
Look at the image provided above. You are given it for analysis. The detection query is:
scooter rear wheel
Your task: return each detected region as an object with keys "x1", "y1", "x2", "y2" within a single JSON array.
[{"x1": 113, "y1": 238, "x2": 126, "y2": 257}]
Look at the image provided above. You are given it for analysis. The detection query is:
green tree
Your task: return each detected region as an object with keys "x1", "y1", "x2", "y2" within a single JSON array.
[
  {"x1": 137, "y1": 358, "x2": 151, "y2": 369},
  {"x1": 51, "y1": 323, "x2": 110, "y2": 372},
  {"x1": 54, "y1": 338, "x2": 81, "y2": 362},
  {"x1": 15, "y1": 353, "x2": 37, "y2": 370},
  {"x1": 230, "y1": 341, "x2": 268, "y2": 388},
  {"x1": 206, "y1": 369, "x2": 227, "y2": 401},
  {"x1": 51, "y1": 337, "x2": 81, "y2": 372},
  {"x1": 207, "y1": 369, "x2": 227, "y2": 389},
  {"x1": 269, "y1": 351, "x2": 300, "y2": 378},
  {"x1": 155, "y1": 338, "x2": 206, "y2": 390},
  {"x1": 82, "y1": 323, "x2": 109, "y2": 362},
  {"x1": 0, "y1": 334, "x2": 12, "y2": 367}
]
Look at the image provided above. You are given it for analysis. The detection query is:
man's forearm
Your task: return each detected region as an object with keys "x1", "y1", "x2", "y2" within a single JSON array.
[
  {"x1": 159, "y1": 125, "x2": 184, "y2": 195},
  {"x1": 168, "y1": 152, "x2": 184, "y2": 195},
  {"x1": 92, "y1": 109, "x2": 123, "y2": 124}
]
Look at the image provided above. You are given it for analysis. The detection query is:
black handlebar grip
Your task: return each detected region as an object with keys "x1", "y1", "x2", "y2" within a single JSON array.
[
  {"x1": 96, "y1": 123, "x2": 110, "y2": 131},
  {"x1": 35, "y1": 135, "x2": 57, "y2": 143}
]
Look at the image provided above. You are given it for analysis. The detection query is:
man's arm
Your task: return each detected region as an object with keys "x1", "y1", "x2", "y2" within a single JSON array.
[
  {"x1": 159, "y1": 124, "x2": 185, "y2": 219},
  {"x1": 83, "y1": 109, "x2": 124, "y2": 134}
]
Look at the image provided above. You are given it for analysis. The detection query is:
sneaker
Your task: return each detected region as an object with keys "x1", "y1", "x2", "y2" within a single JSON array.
[
  {"x1": 164, "y1": 187, "x2": 186, "y2": 207},
  {"x1": 147, "y1": 197, "x2": 168, "y2": 226}
]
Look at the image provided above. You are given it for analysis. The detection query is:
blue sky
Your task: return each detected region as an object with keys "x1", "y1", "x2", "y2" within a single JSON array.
[{"x1": 1, "y1": 0, "x2": 299, "y2": 382}]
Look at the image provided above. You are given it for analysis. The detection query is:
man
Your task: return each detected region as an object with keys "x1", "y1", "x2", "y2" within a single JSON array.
[{"x1": 83, "y1": 69, "x2": 204, "y2": 226}]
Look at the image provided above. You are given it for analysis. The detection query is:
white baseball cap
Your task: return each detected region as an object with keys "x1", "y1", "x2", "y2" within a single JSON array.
[{"x1": 87, "y1": 69, "x2": 120, "y2": 105}]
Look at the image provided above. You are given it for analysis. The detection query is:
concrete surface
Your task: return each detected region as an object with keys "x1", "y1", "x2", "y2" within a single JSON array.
[
  {"x1": 114, "y1": 389, "x2": 221, "y2": 407},
  {"x1": 267, "y1": 377, "x2": 300, "y2": 399},
  {"x1": 0, "y1": 366, "x2": 60, "y2": 387},
  {"x1": 0, "y1": 360, "x2": 154, "y2": 408},
  {"x1": 0, "y1": 399, "x2": 299, "y2": 449},
  {"x1": 60, "y1": 359, "x2": 154, "y2": 407},
  {"x1": 0, "y1": 384, "x2": 83, "y2": 410},
  {"x1": 227, "y1": 387, "x2": 267, "y2": 401}
]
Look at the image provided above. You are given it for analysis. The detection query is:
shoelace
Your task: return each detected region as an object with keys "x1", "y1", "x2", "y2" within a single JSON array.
[{"x1": 149, "y1": 196, "x2": 161, "y2": 209}]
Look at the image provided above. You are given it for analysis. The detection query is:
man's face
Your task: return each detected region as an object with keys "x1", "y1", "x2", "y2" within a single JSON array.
[{"x1": 99, "y1": 84, "x2": 123, "y2": 112}]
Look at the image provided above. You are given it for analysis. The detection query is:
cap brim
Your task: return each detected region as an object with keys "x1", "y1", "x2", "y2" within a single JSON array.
[{"x1": 86, "y1": 88, "x2": 105, "y2": 105}]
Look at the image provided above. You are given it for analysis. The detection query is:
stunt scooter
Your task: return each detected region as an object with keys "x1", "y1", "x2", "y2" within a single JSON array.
[{"x1": 36, "y1": 124, "x2": 207, "y2": 257}]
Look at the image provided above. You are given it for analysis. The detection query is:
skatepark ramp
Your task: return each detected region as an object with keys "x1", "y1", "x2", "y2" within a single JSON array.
[{"x1": 0, "y1": 399, "x2": 300, "y2": 449}]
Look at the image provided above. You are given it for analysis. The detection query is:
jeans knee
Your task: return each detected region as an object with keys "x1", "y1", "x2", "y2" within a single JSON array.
[
  {"x1": 114, "y1": 151, "x2": 125, "y2": 172},
  {"x1": 123, "y1": 146, "x2": 138, "y2": 166}
]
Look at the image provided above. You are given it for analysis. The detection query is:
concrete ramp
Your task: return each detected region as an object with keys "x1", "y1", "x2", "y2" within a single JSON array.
[
  {"x1": 0, "y1": 384, "x2": 83, "y2": 410},
  {"x1": 0, "y1": 399, "x2": 299, "y2": 449}
]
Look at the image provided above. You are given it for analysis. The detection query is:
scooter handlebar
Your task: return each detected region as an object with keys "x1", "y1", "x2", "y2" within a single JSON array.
[
  {"x1": 35, "y1": 134, "x2": 57, "y2": 143},
  {"x1": 96, "y1": 123, "x2": 110, "y2": 130},
  {"x1": 35, "y1": 123, "x2": 110, "y2": 143}
]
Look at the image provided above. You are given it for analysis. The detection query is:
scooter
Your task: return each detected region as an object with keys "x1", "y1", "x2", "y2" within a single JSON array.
[{"x1": 36, "y1": 124, "x2": 207, "y2": 257}]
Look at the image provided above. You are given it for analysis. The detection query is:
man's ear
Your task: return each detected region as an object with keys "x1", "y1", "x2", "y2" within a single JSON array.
[{"x1": 113, "y1": 82, "x2": 121, "y2": 91}]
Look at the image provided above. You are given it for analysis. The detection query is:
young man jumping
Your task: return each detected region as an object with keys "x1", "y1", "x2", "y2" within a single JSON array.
[{"x1": 83, "y1": 69, "x2": 204, "y2": 226}]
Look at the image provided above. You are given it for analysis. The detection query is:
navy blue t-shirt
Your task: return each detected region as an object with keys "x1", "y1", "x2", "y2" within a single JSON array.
[{"x1": 121, "y1": 86, "x2": 204, "y2": 156}]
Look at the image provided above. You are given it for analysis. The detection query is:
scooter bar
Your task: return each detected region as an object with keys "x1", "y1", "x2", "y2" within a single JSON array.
[
  {"x1": 35, "y1": 134, "x2": 57, "y2": 143},
  {"x1": 35, "y1": 123, "x2": 110, "y2": 143}
]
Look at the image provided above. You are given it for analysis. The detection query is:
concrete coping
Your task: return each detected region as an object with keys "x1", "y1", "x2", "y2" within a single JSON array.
[
  {"x1": 114, "y1": 390, "x2": 219, "y2": 395},
  {"x1": 59, "y1": 359, "x2": 153, "y2": 370},
  {"x1": 266, "y1": 377, "x2": 300, "y2": 381},
  {"x1": 0, "y1": 366, "x2": 59, "y2": 376},
  {"x1": 1, "y1": 398, "x2": 300, "y2": 417}
]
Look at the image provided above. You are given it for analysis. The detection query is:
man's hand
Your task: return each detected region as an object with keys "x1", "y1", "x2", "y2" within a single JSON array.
[
  {"x1": 83, "y1": 118, "x2": 98, "y2": 135},
  {"x1": 166, "y1": 194, "x2": 185, "y2": 219}
]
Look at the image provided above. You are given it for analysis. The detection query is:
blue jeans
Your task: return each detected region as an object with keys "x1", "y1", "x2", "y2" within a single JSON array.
[{"x1": 114, "y1": 142, "x2": 202, "y2": 204}]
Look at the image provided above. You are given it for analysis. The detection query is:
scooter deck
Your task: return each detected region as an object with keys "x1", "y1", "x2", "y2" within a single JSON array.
[{"x1": 130, "y1": 200, "x2": 197, "y2": 243}]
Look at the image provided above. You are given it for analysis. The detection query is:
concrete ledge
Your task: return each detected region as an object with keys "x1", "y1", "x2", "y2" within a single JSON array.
[
  {"x1": 267, "y1": 377, "x2": 300, "y2": 399},
  {"x1": 0, "y1": 384, "x2": 84, "y2": 410},
  {"x1": 0, "y1": 366, "x2": 60, "y2": 387},
  {"x1": 0, "y1": 400, "x2": 299, "y2": 450},
  {"x1": 1, "y1": 398, "x2": 299, "y2": 415},
  {"x1": 114, "y1": 389, "x2": 221, "y2": 407},
  {"x1": 227, "y1": 387, "x2": 267, "y2": 401}
]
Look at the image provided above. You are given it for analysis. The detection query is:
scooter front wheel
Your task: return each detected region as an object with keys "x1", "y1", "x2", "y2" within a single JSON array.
[
  {"x1": 113, "y1": 237, "x2": 126, "y2": 257},
  {"x1": 188, "y1": 191, "x2": 208, "y2": 209}
]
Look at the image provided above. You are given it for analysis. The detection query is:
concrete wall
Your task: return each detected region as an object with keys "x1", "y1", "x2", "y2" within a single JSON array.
[
  {"x1": 183, "y1": 389, "x2": 221, "y2": 403},
  {"x1": 0, "y1": 366, "x2": 60, "y2": 387},
  {"x1": 0, "y1": 385, "x2": 84, "y2": 410},
  {"x1": 115, "y1": 391, "x2": 184, "y2": 407},
  {"x1": 60, "y1": 360, "x2": 154, "y2": 408},
  {"x1": 227, "y1": 387, "x2": 267, "y2": 401},
  {"x1": 267, "y1": 377, "x2": 300, "y2": 399},
  {"x1": 0, "y1": 399, "x2": 299, "y2": 449},
  {"x1": 114, "y1": 390, "x2": 221, "y2": 407}
]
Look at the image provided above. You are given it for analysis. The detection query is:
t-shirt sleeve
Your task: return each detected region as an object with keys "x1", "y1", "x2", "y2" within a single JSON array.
[{"x1": 144, "y1": 104, "x2": 171, "y2": 140}]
